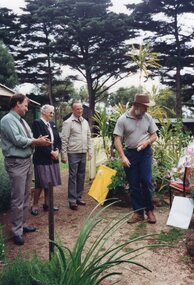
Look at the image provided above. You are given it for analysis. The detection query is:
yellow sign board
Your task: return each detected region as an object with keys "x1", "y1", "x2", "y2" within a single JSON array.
[{"x1": 88, "y1": 164, "x2": 117, "y2": 205}]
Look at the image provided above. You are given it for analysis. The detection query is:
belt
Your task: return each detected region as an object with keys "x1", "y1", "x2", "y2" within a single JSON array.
[
  {"x1": 7, "y1": 155, "x2": 32, "y2": 159},
  {"x1": 126, "y1": 145, "x2": 150, "y2": 151}
]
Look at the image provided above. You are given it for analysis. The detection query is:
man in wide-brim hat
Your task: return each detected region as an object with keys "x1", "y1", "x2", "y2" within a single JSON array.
[{"x1": 113, "y1": 93, "x2": 158, "y2": 224}]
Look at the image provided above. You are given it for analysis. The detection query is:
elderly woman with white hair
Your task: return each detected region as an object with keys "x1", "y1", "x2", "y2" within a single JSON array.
[{"x1": 31, "y1": 104, "x2": 61, "y2": 215}]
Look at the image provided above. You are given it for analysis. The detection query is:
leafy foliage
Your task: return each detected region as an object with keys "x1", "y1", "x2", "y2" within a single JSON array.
[
  {"x1": 152, "y1": 118, "x2": 192, "y2": 191},
  {"x1": 17, "y1": 0, "x2": 62, "y2": 105},
  {"x1": 0, "y1": 224, "x2": 5, "y2": 262},
  {"x1": 156, "y1": 228, "x2": 185, "y2": 244},
  {"x1": 108, "y1": 86, "x2": 142, "y2": 107},
  {"x1": 106, "y1": 158, "x2": 127, "y2": 194},
  {"x1": 0, "y1": 42, "x2": 18, "y2": 88},
  {"x1": 0, "y1": 203, "x2": 161, "y2": 285},
  {"x1": 131, "y1": 44, "x2": 161, "y2": 86},
  {"x1": 0, "y1": 150, "x2": 11, "y2": 212},
  {"x1": 127, "y1": 0, "x2": 194, "y2": 116},
  {"x1": 92, "y1": 109, "x2": 112, "y2": 158}
]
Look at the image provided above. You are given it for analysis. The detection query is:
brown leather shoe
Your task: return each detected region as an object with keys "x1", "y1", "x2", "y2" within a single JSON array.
[
  {"x1": 146, "y1": 211, "x2": 156, "y2": 224},
  {"x1": 127, "y1": 213, "x2": 144, "y2": 224},
  {"x1": 69, "y1": 203, "x2": 78, "y2": 210}
]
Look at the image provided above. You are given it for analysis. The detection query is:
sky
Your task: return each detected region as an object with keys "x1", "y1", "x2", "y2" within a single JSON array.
[
  {"x1": 0, "y1": 0, "x2": 158, "y2": 93},
  {"x1": 0, "y1": 0, "x2": 133, "y2": 14}
]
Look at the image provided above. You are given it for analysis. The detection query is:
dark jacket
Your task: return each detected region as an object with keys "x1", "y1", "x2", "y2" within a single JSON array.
[{"x1": 32, "y1": 119, "x2": 61, "y2": 165}]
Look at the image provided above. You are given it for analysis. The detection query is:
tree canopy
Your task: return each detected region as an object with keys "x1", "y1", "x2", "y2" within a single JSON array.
[
  {"x1": 127, "y1": 0, "x2": 194, "y2": 117},
  {"x1": 0, "y1": 0, "x2": 194, "y2": 118},
  {"x1": 53, "y1": 0, "x2": 137, "y2": 115},
  {"x1": 0, "y1": 42, "x2": 18, "y2": 88}
]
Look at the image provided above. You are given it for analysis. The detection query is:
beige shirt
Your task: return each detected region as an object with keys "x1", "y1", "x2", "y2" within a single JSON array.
[
  {"x1": 61, "y1": 114, "x2": 92, "y2": 160},
  {"x1": 113, "y1": 111, "x2": 158, "y2": 149}
]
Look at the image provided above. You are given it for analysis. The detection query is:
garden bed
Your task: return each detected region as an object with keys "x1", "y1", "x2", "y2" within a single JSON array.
[{"x1": 0, "y1": 171, "x2": 194, "y2": 284}]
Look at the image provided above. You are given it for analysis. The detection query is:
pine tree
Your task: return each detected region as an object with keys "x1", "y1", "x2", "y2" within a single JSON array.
[
  {"x1": 54, "y1": 0, "x2": 137, "y2": 116},
  {"x1": 0, "y1": 42, "x2": 18, "y2": 88},
  {"x1": 16, "y1": 0, "x2": 61, "y2": 105},
  {"x1": 127, "y1": 0, "x2": 194, "y2": 117}
]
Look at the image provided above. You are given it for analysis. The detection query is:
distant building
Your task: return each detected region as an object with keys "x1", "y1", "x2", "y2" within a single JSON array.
[
  {"x1": 155, "y1": 118, "x2": 194, "y2": 135},
  {"x1": 0, "y1": 84, "x2": 40, "y2": 126}
]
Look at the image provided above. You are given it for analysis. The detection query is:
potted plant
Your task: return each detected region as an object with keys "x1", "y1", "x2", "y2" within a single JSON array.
[{"x1": 106, "y1": 158, "x2": 131, "y2": 207}]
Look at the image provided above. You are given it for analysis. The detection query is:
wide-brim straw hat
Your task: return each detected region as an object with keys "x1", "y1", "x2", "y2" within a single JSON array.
[{"x1": 133, "y1": 93, "x2": 155, "y2": 107}]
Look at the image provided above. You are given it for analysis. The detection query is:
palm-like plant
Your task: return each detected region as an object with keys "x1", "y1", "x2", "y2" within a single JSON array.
[
  {"x1": 131, "y1": 44, "x2": 161, "y2": 87},
  {"x1": 32, "y1": 203, "x2": 160, "y2": 285},
  {"x1": 92, "y1": 109, "x2": 111, "y2": 158}
]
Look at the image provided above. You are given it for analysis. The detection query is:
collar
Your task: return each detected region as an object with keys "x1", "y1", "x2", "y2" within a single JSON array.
[
  {"x1": 71, "y1": 114, "x2": 83, "y2": 122},
  {"x1": 125, "y1": 110, "x2": 135, "y2": 119},
  {"x1": 10, "y1": 110, "x2": 21, "y2": 120},
  {"x1": 40, "y1": 117, "x2": 49, "y2": 125}
]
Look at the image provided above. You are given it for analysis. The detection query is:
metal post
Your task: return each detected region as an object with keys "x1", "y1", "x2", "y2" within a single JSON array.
[{"x1": 48, "y1": 182, "x2": 54, "y2": 260}]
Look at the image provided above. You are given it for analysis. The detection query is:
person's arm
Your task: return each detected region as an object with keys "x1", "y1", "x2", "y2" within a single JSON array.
[
  {"x1": 114, "y1": 135, "x2": 130, "y2": 167},
  {"x1": 136, "y1": 132, "x2": 158, "y2": 150},
  {"x1": 61, "y1": 121, "x2": 71, "y2": 163},
  {"x1": 31, "y1": 120, "x2": 52, "y2": 149},
  {"x1": 148, "y1": 132, "x2": 158, "y2": 145},
  {"x1": 31, "y1": 136, "x2": 51, "y2": 146}
]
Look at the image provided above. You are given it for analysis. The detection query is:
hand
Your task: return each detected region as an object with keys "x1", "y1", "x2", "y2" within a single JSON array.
[
  {"x1": 121, "y1": 155, "x2": 131, "y2": 167},
  {"x1": 88, "y1": 152, "x2": 92, "y2": 161},
  {"x1": 137, "y1": 139, "x2": 150, "y2": 151},
  {"x1": 61, "y1": 158, "x2": 67, "y2": 164},
  {"x1": 51, "y1": 150, "x2": 59, "y2": 160},
  {"x1": 33, "y1": 135, "x2": 52, "y2": 146}
]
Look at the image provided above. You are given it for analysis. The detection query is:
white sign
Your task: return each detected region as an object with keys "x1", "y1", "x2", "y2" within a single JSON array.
[{"x1": 166, "y1": 196, "x2": 194, "y2": 229}]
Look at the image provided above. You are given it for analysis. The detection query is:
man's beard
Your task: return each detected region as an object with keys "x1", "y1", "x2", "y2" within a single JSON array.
[{"x1": 134, "y1": 107, "x2": 144, "y2": 118}]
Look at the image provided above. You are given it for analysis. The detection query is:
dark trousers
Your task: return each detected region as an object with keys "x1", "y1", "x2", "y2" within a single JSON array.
[
  {"x1": 124, "y1": 146, "x2": 154, "y2": 214},
  {"x1": 68, "y1": 153, "x2": 86, "y2": 203}
]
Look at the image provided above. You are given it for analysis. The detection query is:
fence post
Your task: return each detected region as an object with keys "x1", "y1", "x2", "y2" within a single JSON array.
[
  {"x1": 89, "y1": 139, "x2": 96, "y2": 179},
  {"x1": 48, "y1": 182, "x2": 54, "y2": 260}
]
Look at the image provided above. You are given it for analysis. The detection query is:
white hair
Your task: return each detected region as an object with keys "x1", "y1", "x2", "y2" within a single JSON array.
[{"x1": 40, "y1": 104, "x2": 54, "y2": 114}]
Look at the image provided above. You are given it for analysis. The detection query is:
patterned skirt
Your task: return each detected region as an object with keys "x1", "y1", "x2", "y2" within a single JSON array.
[{"x1": 34, "y1": 163, "x2": 61, "y2": 189}]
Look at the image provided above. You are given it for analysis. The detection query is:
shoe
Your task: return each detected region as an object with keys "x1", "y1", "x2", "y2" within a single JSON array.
[
  {"x1": 43, "y1": 204, "x2": 59, "y2": 211},
  {"x1": 31, "y1": 208, "x2": 38, "y2": 216},
  {"x1": 23, "y1": 226, "x2": 36, "y2": 233},
  {"x1": 127, "y1": 213, "x2": 144, "y2": 224},
  {"x1": 77, "y1": 200, "x2": 86, "y2": 206},
  {"x1": 69, "y1": 203, "x2": 78, "y2": 210},
  {"x1": 13, "y1": 235, "x2": 25, "y2": 246},
  {"x1": 146, "y1": 211, "x2": 156, "y2": 224}
]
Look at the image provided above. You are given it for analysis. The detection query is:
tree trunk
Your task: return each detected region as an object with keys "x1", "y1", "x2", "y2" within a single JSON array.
[
  {"x1": 86, "y1": 69, "x2": 95, "y2": 130},
  {"x1": 174, "y1": 13, "x2": 182, "y2": 118},
  {"x1": 47, "y1": 56, "x2": 53, "y2": 106},
  {"x1": 175, "y1": 65, "x2": 182, "y2": 117}
]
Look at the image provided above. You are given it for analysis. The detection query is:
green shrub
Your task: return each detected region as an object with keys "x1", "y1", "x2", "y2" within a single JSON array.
[
  {"x1": 0, "y1": 253, "x2": 43, "y2": 285},
  {"x1": 0, "y1": 224, "x2": 5, "y2": 262},
  {"x1": 106, "y1": 158, "x2": 127, "y2": 194},
  {"x1": 152, "y1": 118, "x2": 192, "y2": 191},
  {"x1": 0, "y1": 150, "x2": 11, "y2": 212}
]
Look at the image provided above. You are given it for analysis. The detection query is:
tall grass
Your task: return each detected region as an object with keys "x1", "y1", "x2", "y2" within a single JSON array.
[
  {"x1": 0, "y1": 203, "x2": 162, "y2": 285},
  {"x1": 32, "y1": 202, "x2": 160, "y2": 285}
]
